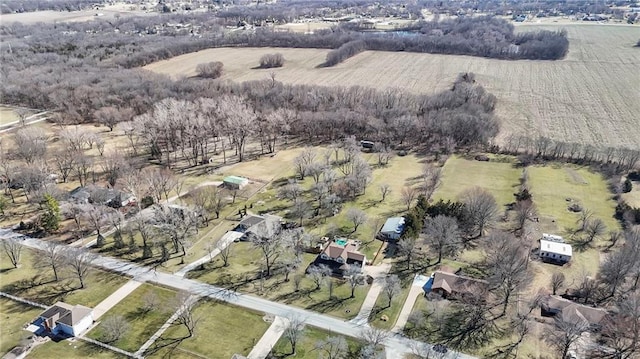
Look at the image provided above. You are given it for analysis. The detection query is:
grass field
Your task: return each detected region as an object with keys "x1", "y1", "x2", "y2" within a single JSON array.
[
  {"x1": 0, "y1": 106, "x2": 20, "y2": 125},
  {"x1": 433, "y1": 155, "x2": 521, "y2": 208},
  {"x1": 270, "y1": 326, "x2": 367, "y2": 358},
  {"x1": 87, "y1": 284, "x2": 177, "y2": 352},
  {"x1": 0, "y1": 248, "x2": 129, "y2": 307},
  {"x1": 28, "y1": 338, "x2": 125, "y2": 359},
  {"x1": 145, "y1": 300, "x2": 269, "y2": 359},
  {"x1": 0, "y1": 298, "x2": 42, "y2": 355},
  {"x1": 144, "y1": 25, "x2": 640, "y2": 149}
]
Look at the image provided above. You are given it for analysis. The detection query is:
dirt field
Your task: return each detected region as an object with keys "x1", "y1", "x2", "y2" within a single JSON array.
[{"x1": 144, "y1": 25, "x2": 640, "y2": 149}]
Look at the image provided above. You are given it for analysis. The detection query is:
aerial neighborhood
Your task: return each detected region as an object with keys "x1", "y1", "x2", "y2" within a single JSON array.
[{"x1": 0, "y1": 1, "x2": 639, "y2": 359}]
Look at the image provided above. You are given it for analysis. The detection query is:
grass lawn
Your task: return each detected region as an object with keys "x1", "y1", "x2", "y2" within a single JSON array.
[
  {"x1": 270, "y1": 326, "x2": 368, "y2": 359},
  {"x1": 187, "y1": 243, "x2": 368, "y2": 320},
  {"x1": 86, "y1": 284, "x2": 177, "y2": 352},
  {"x1": 0, "y1": 298, "x2": 42, "y2": 355},
  {"x1": 369, "y1": 281, "x2": 411, "y2": 330},
  {"x1": 528, "y1": 164, "x2": 619, "y2": 232},
  {"x1": 0, "y1": 248, "x2": 128, "y2": 307},
  {"x1": 28, "y1": 338, "x2": 126, "y2": 359},
  {"x1": 0, "y1": 106, "x2": 20, "y2": 125},
  {"x1": 145, "y1": 300, "x2": 269, "y2": 359},
  {"x1": 434, "y1": 154, "x2": 521, "y2": 208}
]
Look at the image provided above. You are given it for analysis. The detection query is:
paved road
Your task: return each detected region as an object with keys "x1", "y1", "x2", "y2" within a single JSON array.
[
  {"x1": 4, "y1": 231, "x2": 476, "y2": 359},
  {"x1": 247, "y1": 316, "x2": 288, "y2": 359}
]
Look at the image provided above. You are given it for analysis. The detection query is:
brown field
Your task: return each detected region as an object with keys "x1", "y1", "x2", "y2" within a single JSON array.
[
  {"x1": 1, "y1": 3, "x2": 154, "y2": 25},
  {"x1": 144, "y1": 25, "x2": 640, "y2": 149}
]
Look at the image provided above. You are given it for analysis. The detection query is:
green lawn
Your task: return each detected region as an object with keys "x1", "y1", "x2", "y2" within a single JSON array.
[
  {"x1": 187, "y1": 242, "x2": 368, "y2": 320},
  {"x1": 270, "y1": 326, "x2": 368, "y2": 359},
  {"x1": 528, "y1": 164, "x2": 619, "y2": 232},
  {"x1": 28, "y1": 338, "x2": 125, "y2": 359},
  {"x1": 434, "y1": 154, "x2": 521, "y2": 208},
  {"x1": 0, "y1": 248, "x2": 129, "y2": 307},
  {"x1": 87, "y1": 284, "x2": 177, "y2": 352},
  {"x1": 145, "y1": 300, "x2": 269, "y2": 359},
  {"x1": 0, "y1": 298, "x2": 42, "y2": 355}
]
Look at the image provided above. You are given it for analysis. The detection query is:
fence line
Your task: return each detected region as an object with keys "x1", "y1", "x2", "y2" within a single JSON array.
[
  {"x1": 77, "y1": 336, "x2": 142, "y2": 359},
  {"x1": 0, "y1": 291, "x2": 47, "y2": 309}
]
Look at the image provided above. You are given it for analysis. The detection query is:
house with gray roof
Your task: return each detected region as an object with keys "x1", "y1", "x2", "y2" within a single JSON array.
[{"x1": 37, "y1": 302, "x2": 94, "y2": 337}]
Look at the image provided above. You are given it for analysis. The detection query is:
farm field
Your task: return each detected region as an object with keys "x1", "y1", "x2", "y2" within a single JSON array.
[
  {"x1": 1, "y1": 3, "x2": 154, "y2": 25},
  {"x1": 144, "y1": 25, "x2": 640, "y2": 149}
]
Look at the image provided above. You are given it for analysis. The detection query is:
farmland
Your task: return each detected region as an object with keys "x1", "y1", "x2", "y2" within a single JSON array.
[{"x1": 144, "y1": 25, "x2": 640, "y2": 149}]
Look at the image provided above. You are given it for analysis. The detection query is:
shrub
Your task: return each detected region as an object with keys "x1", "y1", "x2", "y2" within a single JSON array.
[
  {"x1": 259, "y1": 53, "x2": 284, "y2": 68},
  {"x1": 623, "y1": 178, "x2": 633, "y2": 193},
  {"x1": 196, "y1": 61, "x2": 223, "y2": 79}
]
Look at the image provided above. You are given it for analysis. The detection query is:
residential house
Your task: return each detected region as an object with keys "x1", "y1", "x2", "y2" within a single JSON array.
[
  {"x1": 233, "y1": 215, "x2": 265, "y2": 233},
  {"x1": 426, "y1": 271, "x2": 488, "y2": 299},
  {"x1": 69, "y1": 186, "x2": 135, "y2": 208},
  {"x1": 237, "y1": 214, "x2": 283, "y2": 241},
  {"x1": 223, "y1": 176, "x2": 249, "y2": 190},
  {"x1": 541, "y1": 295, "x2": 608, "y2": 330},
  {"x1": 36, "y1": 302, "x2": 93, "y2": 337},
  {"x1": 539, "y1": 239, "x2": 572, "y2": 264},
  {"x1": 310, "y1": 239, "x2": 366, "y2": 276},
  {"x1": 380, "y1": 217, "x2": 405, "y2": 240}
]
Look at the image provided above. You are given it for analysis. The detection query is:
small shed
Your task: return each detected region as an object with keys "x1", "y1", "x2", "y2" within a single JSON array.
[
  {"x1": 380, "y1": 217, "x2": 405, "y2": 240},
  {"x1": 539, "y1": 239, "x2": 572, "y2": 264},
  {"x1": 223, "y1": 176, "x2": 249, "y2": 190}
]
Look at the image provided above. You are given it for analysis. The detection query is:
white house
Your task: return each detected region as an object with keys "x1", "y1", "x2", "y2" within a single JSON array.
[
  {"x1": 380, "y1": 217, "x2": 405, "y2": 240},
  {"x1": 38, "y1": 302, "x2": 94, "y2": 337},
  {"x1": 539, "y1": 239, "x2": 572, "y2": 264}
]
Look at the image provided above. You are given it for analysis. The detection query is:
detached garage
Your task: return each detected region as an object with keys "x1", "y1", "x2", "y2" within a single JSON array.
[{"x1": 223, "y1": 176, "x2": 249, "y2": 190}]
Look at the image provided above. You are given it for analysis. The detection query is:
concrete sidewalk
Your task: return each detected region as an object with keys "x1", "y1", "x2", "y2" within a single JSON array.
[
  {"x1": 174, "y1": 231, "x2": 242, "y2": 277},
  {"x1": 349, "y1": 263, "x2": 392, "y2": 326},
  {"x1": 247, "y1": 316, "x2": 288, "y2": 359},
  {"x1": 391, "y1": 274, "x2": 429, "y2": 333},
  {"x1": 93, "y1": 279, "x2": 144, "y2": 320}
]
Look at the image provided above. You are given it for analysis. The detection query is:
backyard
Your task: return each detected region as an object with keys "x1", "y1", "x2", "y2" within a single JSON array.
[{"x1": 0, "y1": 298, "x2": 42, "y2": 355}]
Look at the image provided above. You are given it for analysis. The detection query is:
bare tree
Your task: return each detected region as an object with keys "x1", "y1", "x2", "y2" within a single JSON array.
[
  {"x1": 101, "y1": 151, "x2": 127, "y2": 187},
  {"x1": 544, "y1": 317, "x2": 589, "y2": 359},
  {"x1": 293, "y1": 147, "x2": 316, "y2": 180},
  {"x1": 81, "y1": 204, "x2": 109, "y2": 242},
  {"x1": 315, "y1": 336, "x2": 348, "y2": 359},
  {"x1": 35, "y1": 241, "x2": 64, "y2": 281},
  {"x1": 153, "y1": 205, "x2": 199, "y2": 262},
  {"x1": 401, "y1": 186, "x2": 418, "y2": 210},
  {"x1": 219, "y1": 95, "x2": 256, "y2": 162},
  {"x1": 249, "y1": 220, "x2": 283, "y2": 277},
  {"x1": 277, "y1": 181, "x2": 303, "y2": 203},
  {"x1": 513, "y1": 200, "x2": 537, "y2": 232},
  {"x1": 2, "y1": 238, "x2": 23, "y2": 268},
  {"x1": 551, "y1": 272, "x2": 565, "y2": 295},
  {"x1": 421, "y1": 164, "x2": 442, "y2": 200},
  {"x1": 383, "y1": 275, "x2": 402, "y2": 308},
  {"x1": 169, "y1": 292, "x2": 200, "y2": 338},
  {"x1": 140, "y1": 290, "x2": 160, "y2": 313},
  {"x1": 52, "y1": 148, "x2": 76, "y2": 183},
  {"x1": 578, "y1": 208, "x2": 593, "y2": 231},
  {"x1": 216, "y1": 240, "x2": 232, "y2": 267},
  {"x1": 146, "y1": 168, "x2": 177, "y2": 203},
  {"x1": 13, "y1": 127, "x2": 47, "y2": 164},
  {"x1": 63, "y1": 247, "x2": 96, "y2": 289},
  {"x1": 460, "y1": 187, "x2": 499, "y2": 238},
  {"x1": 346, "y1": 208, "x2": 368, "y2": 233},
  {"x1": 308, "y1": 264, "x2": 331, "y2": 291},
  {"x1": 283, "y1": 314, "x2": 306, "y2": 355},
  {"x1": 424, "y1": 215, "x2": 462, "y2": 264},
  {"x1": 379, "y1": 183, "x2": 391, "y2": 202},
  {"x1": 585, "y1": 218, "x2": 606, "y2": 244},
  {"x1": 290, "y1": 200, "x2": 312, "y2": 226},
  {"x1": 593, "y1": 292, "x2": 640, "y2": 359},
  {"x1": 398, "y1": 237, "x2": 418, "y2": 270},
  {"x1": 101, "y1": 315, "x2": 130, "y2": 343},
  {"x1": 345, "y1": 265, "x2": 363, "y2": 298},
  {"x1": 72, "y1": 154, "x2": 93, "y2": 187},
  {"x1": 360, "y1": 326, "x2": 389, "y2": 348}
]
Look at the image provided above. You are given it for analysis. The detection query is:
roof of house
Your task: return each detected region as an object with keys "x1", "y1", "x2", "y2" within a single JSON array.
[
  {"x1": 431, "y1": 271, "x2": 488, "y2": 295},
  {"x1": 540, "y1": 239, "x2": 573, "y2": 256},
  {"x1": 381, "y1": 217, "x2": 405, "y2": 235},
  {"x1": 321, "y1": 242, "x2": 365, "y2": 263},
  {"x1": 245, "y1": 215, "x2": 284, "y2": 239},
  {"x1": 223, "y1": 176, "x2": 248, "y2": 185},
  {"x1": 543, "y1": 295, "x2": 608, "y2": 326},
  {"x1": 40, "y1": 302, "x2": 92, "y2": 327},
  {"x1": 542, "y1": 233, "x2": 564, "y2": 242},
  {"x1": 239, "y1": 215, "x2": 265, "y2": 228}
]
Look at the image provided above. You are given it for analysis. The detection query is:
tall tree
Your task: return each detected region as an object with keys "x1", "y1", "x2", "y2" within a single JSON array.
[
  {"x1": 41, "y1": 193, "x2": 61, "y2": 233},
  {"x1": 2, "y1": 237, "x2": 23, "y2": 268},
  {"x1": 36, "y1": 241, "x2": 64, "y2": 281},
  {"x1": 63, "y1": 247, "x2": 96, "y2": 289},
  {"x1": 283, "y1": 314, "x2": 306, "y2": 356},
  {"x1": 460, "y1": 187, "x2": 498, "y2": 238},
  {"x1": 249, "y1": 220, "x2": 283, "y2": 277},
  {"x1": 346, "y1": 208, "x2": 368, "y2": 233},
  {"x1": 544, "y1": 317, "x2": 588, "y2": 359},
  {"x1": 383, "y1": 275, "x2": 401, "y2": 308},
  {"x1": 424, "y1": 215, "x2": 462, "y2": 264}
]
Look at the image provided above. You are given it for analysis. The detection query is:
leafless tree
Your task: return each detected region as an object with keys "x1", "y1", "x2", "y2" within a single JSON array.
[
  {"x1": 346, "y1": 208, "x2": 367, "y2": 233},
  {"x1": 383, "y1": 275, "x2": 402, "y2": 308},
  {"x1": 130, "y1": 215, "x2": 153, "y2": 259},
  {"x1": 360, "y1": 326, "x2": 389, "y2": 348},
  {"x1": 35, "y1": 241, "x2": 64, "y2": 282},
  {"x1": 101, "y1": 151, "x2": 127, "y2": 187},
  {"x1": 219, "y1": 95, "x2": 256, "y2": 162},
  {"x1": 52, "y1": 148, "x2": 76, "y2": 183},
  {"x1": 608, "y1": 230, "x2": 623, "y2": 249},
  {"x1": 593, "y1": 292, "x2": 640, "y2": 359},
  {"x1": 216, "y1": 239, "x2": 232, "y2": 267},
  {"x1": 140, "y1": 290, "x2": 160, "y2": 313},
  {"x1": 72, "y1": 154, "x2": 93, "y2": 187},
  {"x1": 81, "y1": 204, "x2": 109, "y2": 240},
  {"x1": 543, "y1": 316, "x2": 589, "y2": 359},
  {"x1": 578, "y1": 208, "x2": 593, "y2": 231},
  {"x1": 277, "y1": 181, "x2": 303, "y2": 203},
  {"x1": 290, "y1": 200, "x2": 312, "y2": 225},
  {"x1": 293, "y1": 147, "x2": 316, "y2": 180},
  {"x1": 345, "y1": 265, "x2": 363, "y2": 298},
  {"x1": 195, "y1": 61, "x2": 223, "y2": 79},
  {"x1": 94, "y1": 106, "x2": 131, "y2": 131},
  {"x1": 421, "y1": 164, "x2": 442, "y2": 200},
  {"x1": 249, "y1": 220, "x2": 283, "y2": 277},
  {"x1": 2, "y1": 238, "x2": 23, "y2": 268},
  {"x1": 424, "y1": 215, "x2": 462, "y2": 264},
  {"x1": 460, "y1": 187, "x2": 499, "y2": 238},
  {"x1": 379, "y1": 183, "x2": 391, "y2": 202},
  {"x1": 121, "y1": 165, "x2": 148, "y2": 211},
  {"x1": 63, "y1": 247, "x2": 96, "y2": 289},
  {"x1": 398, "y1": 237, "x2": 418, "y2": 270},
  {"x1": 13, "y1": 127, "x2": 47, "y2": 164},
  {"x1": 169, "y1": 292, "x2": 200, "y2": 338},
  {"x1": 551, "y1": 272, "x2": 565, "y2": 295},
  {"x1": 146, "y1": 168, "x2": 177, "y2": 203},
  {"x1": 308, "y1": 264, "x2": 331, "y2": 291},
  {"x1": 513, "y1": 200, "x2": 537, "y2": 232},
  {"x1": 315, "y1": 336, "x2": 348, "y2": 359},
  {"x1": 401, "y1": 186, "x2": 418, "y2": 210},
  {"x1": 585, "y1": 218, "x2": 607, "y2": 244},
  {"x1": 153, "y1": 205, "x2": 199, "y2": 262},
  {"x1": 283, "y1": 314, "x2": 306, "y2": 355},
  {"x1": 101, "y1": 315, "x2": 130, "y2": 343}
]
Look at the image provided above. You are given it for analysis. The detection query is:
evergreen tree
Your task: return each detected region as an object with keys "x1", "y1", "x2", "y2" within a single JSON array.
[{"x1": 41, "y1": 194, "x2": 61, "y2": 233}]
